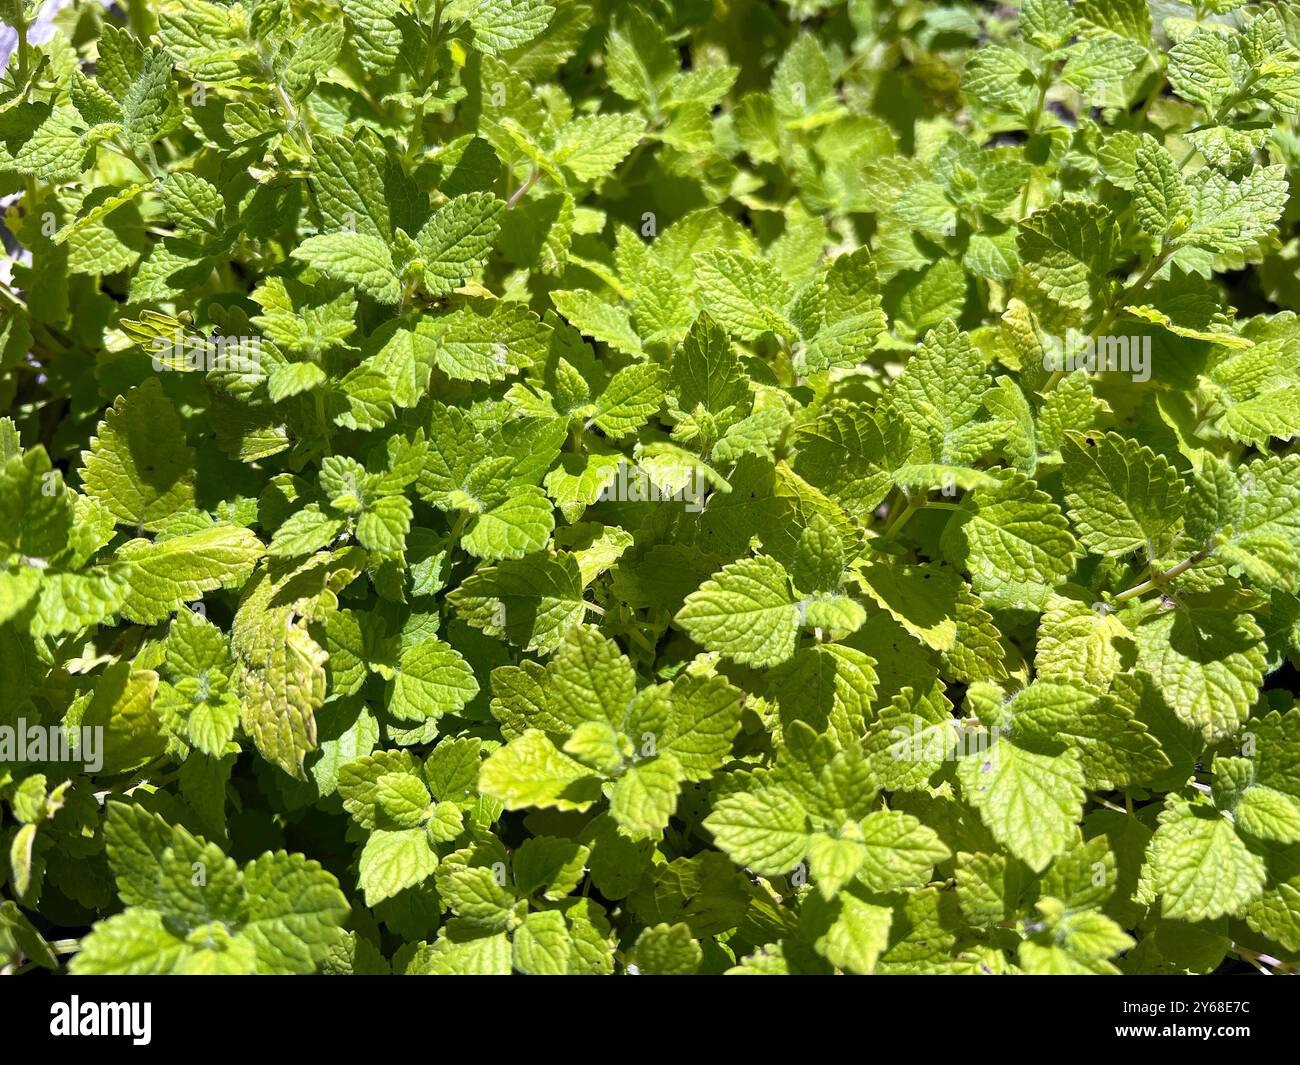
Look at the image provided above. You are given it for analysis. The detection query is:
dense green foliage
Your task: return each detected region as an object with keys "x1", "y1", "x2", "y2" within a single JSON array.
[{"x1": 1, "y1": 0, "x2": 1300, "y2": 975}]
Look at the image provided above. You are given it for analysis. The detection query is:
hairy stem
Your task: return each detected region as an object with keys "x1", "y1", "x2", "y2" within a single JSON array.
[
  {"x1": 1112, "y1": 548, "x2": 1209, "y2": 603},
  {"x1": 1042, "y1": 242, "x2": 1174, "y2": 393},
  {"x1": 1017, "y1": 69, "x2": 1054, "y2": 217},
  {"x1": 507, "y1": 167, "x2": 540, "y2": 209},
  {"x1": 880, "y1": 493, "x2": 924, "y2": 541}
]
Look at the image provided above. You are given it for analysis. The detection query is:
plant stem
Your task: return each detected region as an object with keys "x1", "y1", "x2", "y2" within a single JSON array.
[
  {"x1": 506, "y1": 167, "x2": 540, "y2": 209},
  {"x1": 880, "y1": 493, "x2": 923, "y2": 541},
  {"x1": 314, "y1": 390, "x2": 333, "y2": 456},
  {"x1": 274, "y1": 82, "x2": 313, "y2": 153},
  {"x1": 625, "y1": 625, "x2": 657, "y2": 657},
  {"x1": 1136, "y1": 66, "x2": 1166, "y2": 119},
  {"x1": 409, "y1": 3, "x2": 444, "y2": 162},
  {"x1": 1176, "y1": 73, "x2": 1263, "y2": 168},
  {"x1": 1112, "y1": 548, "x2": 1208, "y2": 603},
  {"x1": 109, "y1": 138, "x2": 164, "y2": 181},
  {"x1": 1017, "y1": 69, "x2": 1053, "y2": 217},
  {"x1": 14, "y1": 0, "x2": 30, "y2": 83},
  {"x1": 1233, "y1": 945, "x2": 1294, "y2": 974},
  {"x1": 1042, "y1": 242, "x2": 1174, "y2": 393}
]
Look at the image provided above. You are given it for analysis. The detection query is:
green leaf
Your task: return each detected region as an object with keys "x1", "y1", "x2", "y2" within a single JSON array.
[
  {"x1": 659, "y1": 672, "x2": 745, "y2": 780},
  {"x1": 1062, "y1": 36, "x2": 1146, "y2": 96},
  {"x1": 604, "y1": 6, "x2": 675, "y2": 107},
  {"x1": 957, "y1": 742, "x2": 1084, "y2": 872},
  {"x1": 80, "y1": 379, "x2": 196, "y2": 532},
  {"x1": 554, "y1": 114, "x2": 645, "y2": 182},
  {"x1": 1133, "y1": 592, "x2": 1266, "y2": 743},
  {"x1": 449, "y1": 552, "x2": 586, "y2": 653},
  {"x1": 309, "y1": 131, "x2": 390, "y2": 240},
  {"x1": 1075, "y1": 0, "x2": 1151, "y2": 44},
  {"x1": 610, "y1": 754, "x2": 684, "y2": 838},
  {"x1": 388, "y1": 636, "x2": 479, "y2": 724},
  {"x1": 467, "y1": 0, "x2": 555, "y2": 57},
  {"x1": 800, "y1": 883, "x2": 894, "y2": 975},
  {"x1": 550, "y1": 289, "x2": 642, "y2": 355},
  {"x1": 122, "y1": 48, "x2": 177, "y2": 147},
  {"x1": 479, "y1": 729, "x2": 604, "y2": 811},
  {"x1": 545, "y1": 624, "x2": 636, "y2": 731},
  {"x1": 0, "y1": 445, "x2": 74, "y2": 558},
  {"x1": 428, "y1": 299, "x2": 550, "y2": 381},
  {"x1": 416, "y1": 193, "x2": 505, "y2": 296},
  {"x1": 1183, "y1": 165, "x2": 1289, "y2": 255},
  {"x1": 964, "y1": 46, "x2": 1037, "y2": 116},
  {"x1": 592, "y1": 364, "x2": 667, "y2": 437},
  {"x1": 1035, "y1": 594, "x2": 1131, "y2": 691},
  {"x1": 1168, "y1": 29, "x2": 1235, "y2": 112},
  {"x1": 71, "y1": 909, "x2": 215, "y2": 974},
  {"x1": 1017, "y1": 201, "x2": 1118, "y2": 320},
  {"x1": 359, "y1": 828, "x2": 439, "y2": 906},
  {"x1": 1022, "y1": 0, "x2": 1077, "y2": 49},
  {"x1": 1133, "y1": 134, "x2": 1190, "y2": 238},
  {"x1": 15, "y1": 107, "x2": 86, "y2": 182},
  {"x1": 854, "y1": 810, "x2": 951, "y2": 894},
  {"x1": 1235, "y1": 786, "x2": 1300, "y2": 845},
  {"x1": 1012, "y1": 680, "x2": 1169, "y2": 790},
  {"x1": 703, "y1": 786, "x2": 810, "y2": 876},
  {"x1": 941, "y1": 472, "x2": 1078, "y2": 608},
  {"x1": 888, "y1": 318, "x2": 989, "y2": 461},
  {"x1": 1061, "y1": 431, "x2": 1185, "y2": 559},
  {"x1": 512, "y1": 836, "x2": 590, "y2": 900},
  {"x1": 118, "y1": 525, "x2": 265, "y2": 623},
  {"x1": 241, "y1": 852, "x2": 349, "y2": 973},
  {"x1": 1217, "y1": 455, "x2": 1300, "y2": 591},
  {"x1": 632, "y1": 922, "x2": 702, "y2": 975},
  {"x1": 463, "y1": 486, "x2": 555, "y2": 561},
  {"x1": 292, "y1": 233, "x2": 402, "y2": 303},
  {"x1": 676, "y1": 555, "x2": 801, "y2": 668},
  {"x1": 159, "y1": 172, "x2": 224, "y2": 236},
  {"x1": 693, "y1": 250, "x2": 794, "y2": 341},
  {"x1": 511, "y1": 908, "x2": 573, "y2": 973},
  {"x1": 1149, "y1": 801, "x2": 1267, "y2": 920}
]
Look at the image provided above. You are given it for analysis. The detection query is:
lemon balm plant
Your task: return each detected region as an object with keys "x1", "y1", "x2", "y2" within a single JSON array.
[{"x1": 0, "y1": 0, "x2": 1299, "y2": 976}]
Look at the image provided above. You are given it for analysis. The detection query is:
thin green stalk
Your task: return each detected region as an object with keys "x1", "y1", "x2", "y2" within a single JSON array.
[
  {"x1": 1111, "y1": 548, "x2": 1208, "y2": 603},
  {"x1": 1017, "y1": 69, "x2": 1053, "y2": 217},
  {"x1": 880, "y1": 493, "x2": 923, "y2": 541},
  {"x1": 1042, "y1": 242, "x2": 1174, "y2": 393},
  {"x1": 506, "y1": 166, "x2": 540, "y2": 209},
  {"x1": 314, "y1": 390, "x2": 333, "y2": 456},
  {"x1": 1177, "y1": 73, "x2": 1264, "y2": 168},
  {"x1": 108, "y1": 138, "x2": 164, "y2": 181},
  {"x1": 1091, "y1": 795, "x2": 1127, "y2": 814},
  {"x1": 274, "y1": 82, "x2": 313, "y2": 152},
  {"x1": 1136, "y1": 66, "x2": 1166, "y2": 120},
  {"x1": 408, "y1": 2, "x2": 445, "y2": 161},
  {"x1": 14, "y1": 1, "x2": 30, "y2": 83},
  {"x1": 1233, "y1": 945, "x2": 1296, "y2": 975},
  {"x1": 625, "y1": 625, "x2": 658, "y2": 657}
]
